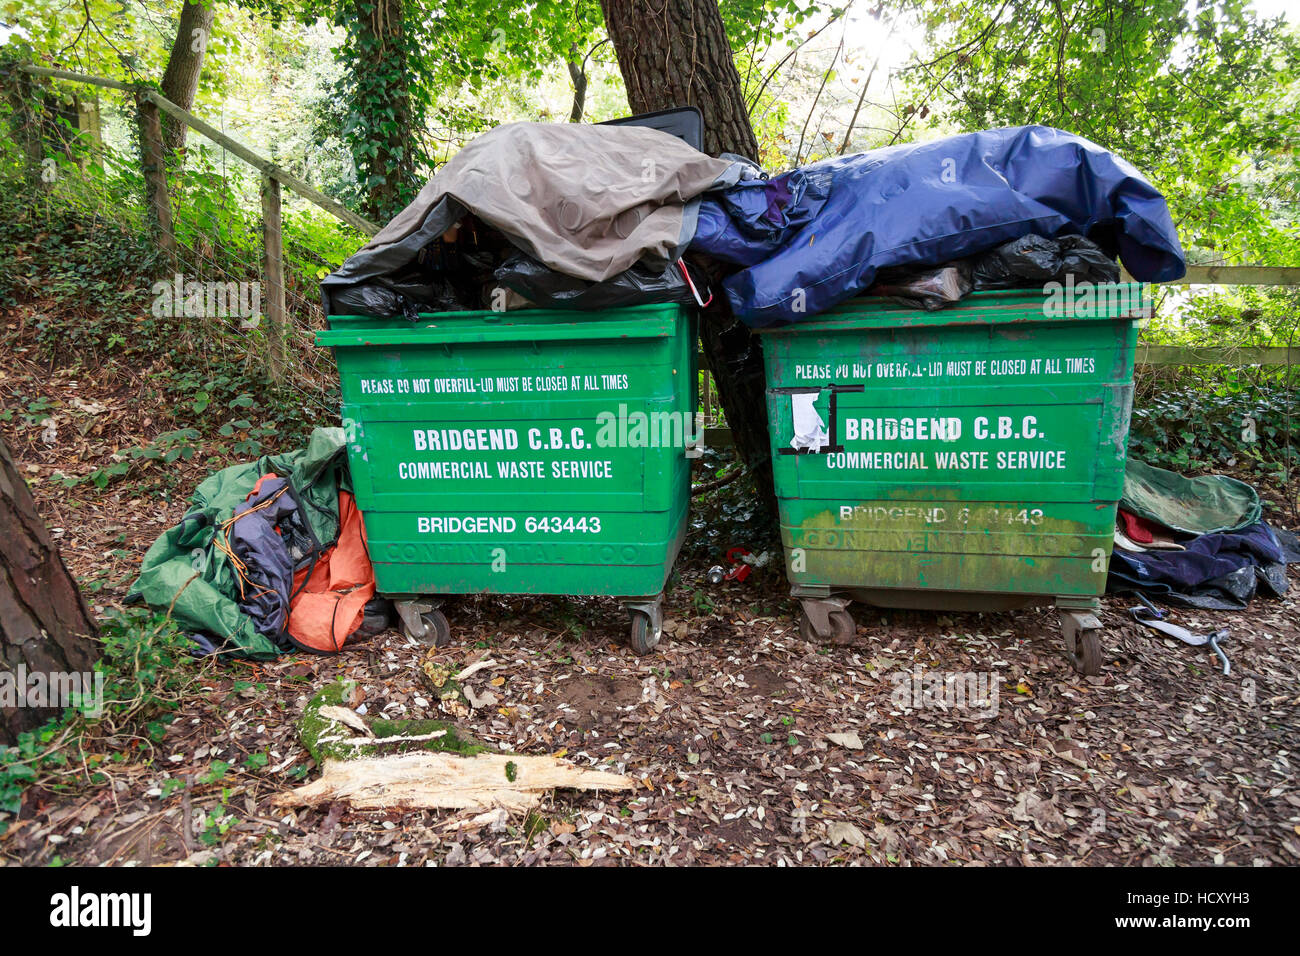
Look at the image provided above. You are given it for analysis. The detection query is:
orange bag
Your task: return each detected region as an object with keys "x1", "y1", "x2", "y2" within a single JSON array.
[{"x1": 286, "y1": 491, "x2": 376, "y2": 653}]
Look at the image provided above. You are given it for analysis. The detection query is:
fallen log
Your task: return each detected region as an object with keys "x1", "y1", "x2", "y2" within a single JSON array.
[{"x1": 272, "y1": 751, "x2": 635, "y2": 812}]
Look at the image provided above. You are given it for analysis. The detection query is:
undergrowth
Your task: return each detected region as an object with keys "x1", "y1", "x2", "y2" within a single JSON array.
[
  {"x1": 0, "y1": 181, "x2": 343, "y2": 495},
  {"x1": 1129, "y1": 370, "x2": 1300, "y2": 482},
  {"x1": 0, "y1": 609, "x2": 206, "y2": 834}
]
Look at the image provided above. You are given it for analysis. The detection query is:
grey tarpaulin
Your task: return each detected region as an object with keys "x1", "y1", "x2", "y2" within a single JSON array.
[{"x1": 322, "y1": 122, "x2": 746, "y2": 313}]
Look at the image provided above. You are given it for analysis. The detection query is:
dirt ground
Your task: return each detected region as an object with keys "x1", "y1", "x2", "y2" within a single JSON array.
[{"x1": 2, "y1": 361, "x2": 1299, "y2": 867}]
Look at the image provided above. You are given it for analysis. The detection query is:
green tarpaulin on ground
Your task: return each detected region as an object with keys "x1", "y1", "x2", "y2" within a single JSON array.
[
  {"x1": 126, "y1": 428, "x2": 350, "y2": 658},
  {"x1": 1121, "y1": 458, "x2": 1261, "y2": 536}
]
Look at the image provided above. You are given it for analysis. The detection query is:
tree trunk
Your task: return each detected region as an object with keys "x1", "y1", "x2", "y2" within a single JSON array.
[
  {"x1": 600, "y1": 0, "x2": 774, "y2": 517},
  {"x1": 159, "y1": 0, "x2": 216, "y2": 155},
  {"x1": 351, "y1": 0, "x2": 414, "y2": 221},
  {"x1": 0, "y1": 436, "x2": 98, "y2": 744},
  {"x1": 694, "y1": 261, "x2": 776, "y2": 517},
  {"x1": 599, "y1": 0, "x2": 759, "y2": 159},
  {"x1": 567, "y1": 47, "x2": 588, "y2": 123},
  {"x1": 2, "y1": 66, "x2": 46, "y2": 189}
]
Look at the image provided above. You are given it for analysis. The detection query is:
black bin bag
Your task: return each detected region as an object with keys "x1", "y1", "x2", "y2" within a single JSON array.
[
  {"x1": 972, "y1": 234, "x2": 1119, "y2": 290},
  {"x1": 492, "y1": 253, "x2": 700, "y2": 310}
]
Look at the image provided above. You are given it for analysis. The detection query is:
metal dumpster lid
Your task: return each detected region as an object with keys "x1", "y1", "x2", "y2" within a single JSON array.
[
  {"x1": 752, "y1": 282, "x2": 1149, "y2": 335},
  {"x1": 316, "y1": 303, "x2": 686, "y2": 347}
]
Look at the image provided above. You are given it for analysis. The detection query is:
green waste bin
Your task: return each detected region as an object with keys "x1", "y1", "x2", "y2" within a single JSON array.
[
  {"x1": 316, "y1": 303, "x2": 698, "y2": 654},
  {"x1": 754, "y1": 283, "x2": 1149, "y2": 674}
]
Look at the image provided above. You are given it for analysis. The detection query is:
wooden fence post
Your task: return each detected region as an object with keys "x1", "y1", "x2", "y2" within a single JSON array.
[
  {"x1": 134, "y1": 92, "x2": 176, "y2": 267},
  {"x1": 261, "y1": 170, "x2": 287, "y2": 382}
]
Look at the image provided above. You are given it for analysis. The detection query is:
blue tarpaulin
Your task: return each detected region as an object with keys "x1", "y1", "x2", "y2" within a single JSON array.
[{"x1": 690, "y1": 125, "x2": 1187, "y2": 325}]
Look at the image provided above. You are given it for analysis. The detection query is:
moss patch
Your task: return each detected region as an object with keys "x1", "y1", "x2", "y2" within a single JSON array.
[
  {"x1": 299, "y1": 681, "x2": 491, "y2": 764},
  {"x1": 299, "y1": 681, "x2": 352, "y2": 763},
  {"x1": 368, "y1": 718, "x2": 489, "y2": 755}
]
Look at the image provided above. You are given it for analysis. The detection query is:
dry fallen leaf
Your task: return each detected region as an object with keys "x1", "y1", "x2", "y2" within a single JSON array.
[
  {"x1": 1012, "y1": 792, "x2": 1067, "y2": 837},
  {"x1": 827, "y1": 821, "x2": 865, "y2": 848},
  {"x1": 463, "y1": 686, "x2": 499, "y2": 710}
]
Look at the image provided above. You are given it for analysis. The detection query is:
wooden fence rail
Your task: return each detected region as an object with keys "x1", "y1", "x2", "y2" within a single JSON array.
[
  {"x1": 1174, "y1": 266, "x2": 1300, "y2": 286},
  {"x1": 18, "y1": 65, "x2": 381, "y2": 235}
]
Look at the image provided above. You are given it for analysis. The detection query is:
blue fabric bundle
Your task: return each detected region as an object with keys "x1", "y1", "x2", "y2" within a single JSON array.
[
  {"x1": 690, "y1": 125, "x2": 1186, "y2": 325},
  {"x1": 1108, "y1": 523, "x2": 1291, "y2": 611}
]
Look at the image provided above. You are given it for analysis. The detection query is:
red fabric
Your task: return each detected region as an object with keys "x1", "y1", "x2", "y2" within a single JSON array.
[
  {"x1": 287, "y1": 491, "x2": 375, "y2": 653},
  {"x1": 248, "y1": 473, "x2": 280, "y2": 498},
  {"x1": 1118, "y1": 508, "x2": 1158, "y2": 544}
]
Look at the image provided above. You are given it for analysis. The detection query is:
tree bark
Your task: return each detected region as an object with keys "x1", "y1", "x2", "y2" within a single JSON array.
[
  {"x1": 0, "y1": 436, "x2": 98, "y2": 744},
  {"x1": 599, "y1": 0, "x2": 759, "y2": 159},
  {"x1": 159, "y1": 0, "x2": 216, "y2": 155},
  {"x1": 694, "y1": 261, "x2": 776, "y2": 517},
  {"x1": 352, "y1": 0, "x2": 414, "y2": 221},
  {"x1": 600, "y1": 0, "x2": 774, "y2": 517},
  {"x1": 567, "y1": 44, "x2": 588, "y2": 122},
  {"x1": 2, "y1": 66, "x2": 46, "y2": 189},
  {"x1": 136, "y1": 95, "x2": 178, "y2": 268}
]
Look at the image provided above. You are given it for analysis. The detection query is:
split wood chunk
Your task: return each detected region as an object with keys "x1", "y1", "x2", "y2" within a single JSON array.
[
  {"x1": 272, "y1": 751, "x2": 634, "y2": 812},
  {"x1": 454, "y1": 657, "x2": 498, "y2": 681},
  {"x1": 317, "y1": 705, "x2": 371, "y2": 736}
]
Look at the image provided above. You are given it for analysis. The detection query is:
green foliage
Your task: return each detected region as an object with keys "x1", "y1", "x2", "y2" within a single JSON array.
[
  {"x1": 690, "y1": 587, "x2": 716, "y2": 615},
  {"x1": 0, "y1": 720, "x2": 63, "y2": 817},
  {"x1": 686, "y1": 445, "x2": 779, "y2": 561},
  {"x1": 0, "y1": 173, "x2": 343, "y2": 490},
  {"x1": 243, "y1": 751, "x2": 269, "y2": 770},
  {"x1": 74, "y1": 429, "x2": 202, "y2": 490},
  {"x1": 198, "y1": 787, "x2": 239, "y2": 846},
  {"x1": 95, "y1": 608, "x2": 197, "y2": 721},
  {"x1": 904, "y1": 0, "x2": 1300, "y2": 267},
  {"x1": 0, "y1": 608, "x2": 199, "y2": 825},
  {"x1": 199, "y1": 760, "x2": 231, "y2": 784},
  {"x1": 1146, "y1": 286, "x2": 1300, "y2": 350},
  {"x1": 723, "y1": 0, "x2": 833, "y2": 60},
  {"x1": 0, "y1": 0, "x2": 171, "y2": 81},
  {"x1": 1128, "y1": 379, "x2": 1299, "y2": 480},
  {"x1": 243, "y1": 0, "x2": 606, "y2": 219}
]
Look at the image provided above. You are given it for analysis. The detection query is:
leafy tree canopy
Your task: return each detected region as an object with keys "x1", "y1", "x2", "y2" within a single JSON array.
[{"x1": 901, "y1": 0, "x2": 1300, "y2": 265}]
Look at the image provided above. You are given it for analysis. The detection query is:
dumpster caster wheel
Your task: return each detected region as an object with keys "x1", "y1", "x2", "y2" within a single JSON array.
[
  {"x1": 1070, "y1": 629, "x2": 1103, "y2": 676},
  {"x1": 1061, "y1": 610, "x2": 1103, "y2": 676},
  {"x1": 404, "y1": 609, "x2": 451, "y2": 647},
  {"x1": 799, "y1": 607, "x2": 856, "y2": 645},
  {"x1": 628, "y1": 611, "x2": 660, "y2": 656}
]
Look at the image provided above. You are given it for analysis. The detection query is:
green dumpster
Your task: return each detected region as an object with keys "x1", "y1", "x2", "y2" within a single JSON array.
[
  {"x1": 754, "y1": 283, "x2": 1149, "y2": 674},
  {"x1": 316, "y1": 303, "x2": 698, "y2": 654}
]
